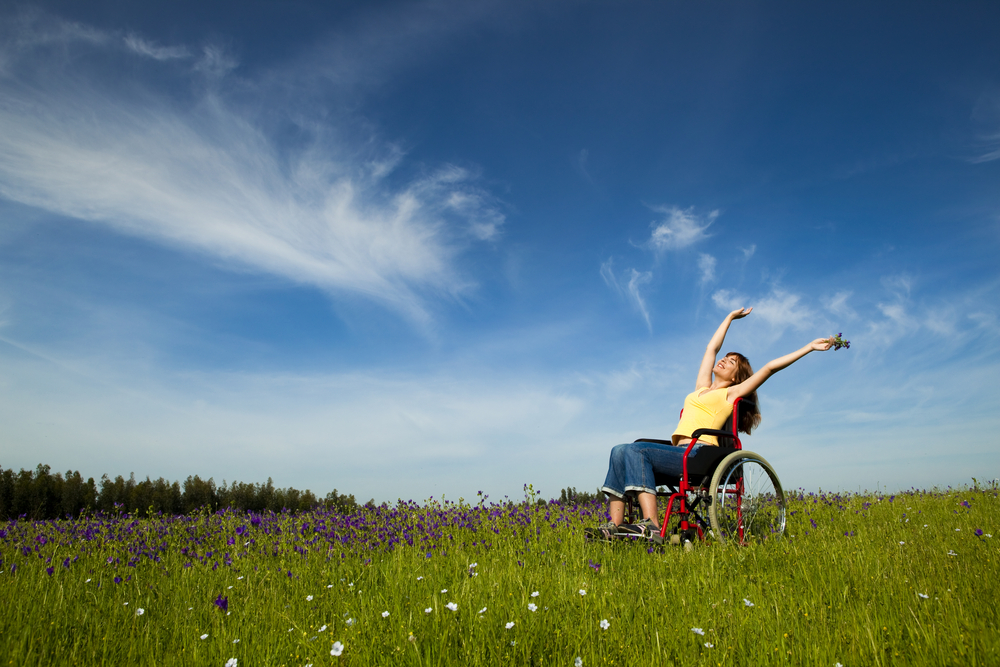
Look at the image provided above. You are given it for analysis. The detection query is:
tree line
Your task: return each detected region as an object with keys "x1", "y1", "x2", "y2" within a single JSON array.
[
  {"x1": 0, "y1": 464, "x2": 363, "y2": 520},
  {"x1": 0, "y1": 463, "x2": 606, "y2": 521}
]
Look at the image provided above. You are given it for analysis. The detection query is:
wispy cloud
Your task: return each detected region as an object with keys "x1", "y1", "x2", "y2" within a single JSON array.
[
  {"x1": 697, "y1": 253, "x2": 716, "y2": 284},
  {"x1": 627, "y1": 269, "x2": 653, "y2": 331},
  {"x1": 647, "y1": 206, "x2": 717, "y2": 252},
  {"x1": 712, "y1": 286, "x2": 815, "y2": 333},
  {"x1": 969, "y1": 90, "x2": 1000, "y2": 164},
  {"x1": 0, "y1": 13, "x2": 504, "y2": 325},
  {"x1": 123, "y1": 34, "x2": 190, "y2": 61},
  {"x1": 826, "y1": 290, "x2": 856, "y2": 320},
  {"x1": 601, "y1": 258, "x2": 652, "y2": 331}
]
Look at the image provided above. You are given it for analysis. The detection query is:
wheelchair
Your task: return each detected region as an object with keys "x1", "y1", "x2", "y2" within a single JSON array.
[{"x1": 626, "y1": 397, "x2": 786, "y2": 546}]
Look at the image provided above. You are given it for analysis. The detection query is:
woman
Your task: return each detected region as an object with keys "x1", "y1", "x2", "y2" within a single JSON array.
[{"x1": 589, "y1": 307, "x2": 833, "y2": 540}]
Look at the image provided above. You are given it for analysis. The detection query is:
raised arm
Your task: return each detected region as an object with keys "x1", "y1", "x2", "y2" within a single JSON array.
[
  {"x1": 696, "y1": 308, "x2": 752, "y2": 388},
  {"x1": 727, "y1": 337, "x2": 833, "y2": 400}
]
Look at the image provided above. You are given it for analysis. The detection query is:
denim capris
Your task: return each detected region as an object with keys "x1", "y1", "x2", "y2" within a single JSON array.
[{"x1": 600, "y1": 441, "x2": 705, "y2": 499}]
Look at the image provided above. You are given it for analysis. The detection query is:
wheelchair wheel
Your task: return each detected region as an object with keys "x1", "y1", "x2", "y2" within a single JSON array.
[{"x1": 708, "y1": 451, "x2": 786, "y2": 545}]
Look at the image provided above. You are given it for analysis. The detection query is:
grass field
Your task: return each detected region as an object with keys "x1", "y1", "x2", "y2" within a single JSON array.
[{"x1": 2, "y1": 483, "x2": 998, "y2": 666}]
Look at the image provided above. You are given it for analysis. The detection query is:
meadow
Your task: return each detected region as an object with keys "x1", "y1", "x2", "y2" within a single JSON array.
[{"x1": 1, "y1": 483, "x2": 998, "y2": 666}]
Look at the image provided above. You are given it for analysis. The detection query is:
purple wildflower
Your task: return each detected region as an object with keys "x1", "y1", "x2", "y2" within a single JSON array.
[
  {"x1": 828, "y1": 333, "x2": 851, "y2": 350},
  {"x1": 215, "y1": 594, "x2": 228, "y2": 612}
]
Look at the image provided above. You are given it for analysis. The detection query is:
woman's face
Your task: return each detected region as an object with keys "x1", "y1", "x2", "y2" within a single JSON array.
[{"x1": 714, "y1": 355, "x2": 740, "y2": 382}]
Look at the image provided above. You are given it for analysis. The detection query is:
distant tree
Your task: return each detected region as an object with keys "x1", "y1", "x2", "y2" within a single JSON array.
[
  {"x1": 182, "y1": 475, "x2": 218, "y2": 513},
  {"x1": 557, "y1": 487, "x2": 603, "y2": 505},
  {"x1": 323, "y1": 489, "x2": 358, "y2": 513},
  {"x1": 0, "y1": 463, "x2": 362, "y2": 519},
  {"x1": 61, "y1": 470, "x2": 97, "y2": 518}
]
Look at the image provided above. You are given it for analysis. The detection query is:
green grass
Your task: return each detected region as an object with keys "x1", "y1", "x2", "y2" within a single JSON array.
[{"x1": 1, "y1": 485, "x2": 998, "y2": 666}]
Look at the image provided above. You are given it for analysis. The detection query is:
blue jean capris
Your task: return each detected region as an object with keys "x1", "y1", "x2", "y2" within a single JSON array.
[{"x1": 600, "y1": 441, "x2": 706, "y2": 499}]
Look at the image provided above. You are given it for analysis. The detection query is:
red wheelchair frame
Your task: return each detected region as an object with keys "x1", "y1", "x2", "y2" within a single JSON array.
[{"x1": 629, "y1": 396, "x2": 786, "y2": 546}]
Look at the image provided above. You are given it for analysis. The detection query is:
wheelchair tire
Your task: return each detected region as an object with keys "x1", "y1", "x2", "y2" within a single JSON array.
[{"x1": 708, "y1": 450, "x2": 786, "y2": 546}]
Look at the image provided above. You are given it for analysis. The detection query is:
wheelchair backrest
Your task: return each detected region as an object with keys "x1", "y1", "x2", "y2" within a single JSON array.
[{"x1": 676, "y1": 395, "x2": 756, "y2": 449}]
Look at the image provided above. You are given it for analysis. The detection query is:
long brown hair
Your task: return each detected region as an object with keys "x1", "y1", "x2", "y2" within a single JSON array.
[{"x1": 725, "y1": 352, "x2": 762, "y2": 435}]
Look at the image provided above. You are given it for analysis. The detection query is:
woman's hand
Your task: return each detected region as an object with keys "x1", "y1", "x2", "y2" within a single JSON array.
[
  {"x1": 809, "y1": 338, "x2": 833, "y2": 352},
  {"x1": 729, "y1": 307, "x2": 753, "y2": 320}
]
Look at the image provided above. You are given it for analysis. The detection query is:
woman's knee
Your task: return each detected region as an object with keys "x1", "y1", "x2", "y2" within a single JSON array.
[{"x1": 608, "y1": 443, "x2": 631, "y2": 463}]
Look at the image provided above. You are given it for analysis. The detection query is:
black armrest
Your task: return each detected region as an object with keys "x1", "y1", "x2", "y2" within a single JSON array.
[{"x1": 690, "y1": 428, "x2": 737, "y2": 441}]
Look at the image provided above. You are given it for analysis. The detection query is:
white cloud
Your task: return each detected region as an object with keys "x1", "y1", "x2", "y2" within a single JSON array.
[
  {"x1": 445, "y1": 190, "x2": 504, "y2": 241},
  {"x1": 599, "y1": 258, "x2": 618, "y2": 291},
  {"x1": 626, "y1": 269, "x2": 653, "y2": 332},
  {"x1": 881, "y1": 274, "x2": 913, "y2": 298},
  {"x1": 826, "y1": 291, "x2": 856, "y2": 320},
  {"x1": 194, "y1": 45, "x2": 238, "y2": 78},
  {"x1": 0, "y1": 19, "x2": 504, "y2": 325},
  {"x1": 969, "y1": 132, "x2": 1000, "y2": 164},
  {"x1": 697, "y1": 253, "x2": 716, "y2": 284},
  {"x1": 123, "y1": 34, "x2": 189, "y2": 61},
  {"x1": 712, "y1": 287, "x2": 814, "y2": 333},
  {"x1": 601, "y1": 258, "x2": 652, "y2": 331},
  {"x1": 969, "y1": 90, "x2": 1000, "y2": 164},
  {"x1": 741, "y1": 244, "x2": 756, "y2": 261},
  {"x1": 747, "y1": 289, "x2": 815, "y2": 330},
  {"x1": 647, "y1": 206, "x2": 717, "y2": 251},
  {"x1": 711, "y1": 288, "x2": 743, "y2": 311}
]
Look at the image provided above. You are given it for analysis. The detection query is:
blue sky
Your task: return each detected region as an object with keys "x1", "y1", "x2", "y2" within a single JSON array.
[{"x1": 1, "y1": 1, "x2": 998, "y2": 503}]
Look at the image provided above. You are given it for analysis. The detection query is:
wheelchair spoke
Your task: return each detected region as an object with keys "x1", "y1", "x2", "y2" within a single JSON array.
[{"x1": 708, "y1": 452, "x2": 785, "y2": 545}]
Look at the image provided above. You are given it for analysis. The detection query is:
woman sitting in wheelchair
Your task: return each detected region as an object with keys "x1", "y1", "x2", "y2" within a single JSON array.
[{"x1": 587, "y1": 307, "x2": 834, "y2": 541}]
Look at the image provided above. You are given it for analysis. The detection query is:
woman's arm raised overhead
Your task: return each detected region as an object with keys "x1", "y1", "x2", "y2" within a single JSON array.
[
  {"x1": 727, "y1": 337, "x2": 833, "y2": 401},
  {"x1": 696, "y1": 308, "x2": 752, "y2": 388}
]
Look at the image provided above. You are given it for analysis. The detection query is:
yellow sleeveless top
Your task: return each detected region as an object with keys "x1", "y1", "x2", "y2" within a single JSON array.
[{"x1": 672, "y1": 387, "x2": 733, "y2": 446}]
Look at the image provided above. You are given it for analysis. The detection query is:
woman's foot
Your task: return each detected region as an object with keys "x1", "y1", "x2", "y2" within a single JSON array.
[
  {"x1": 617, "y1": 518, "x2": 661, "y2": 540},
  {"x1": 584, "y1": 521, "x2": 620, "y2": 542}
]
